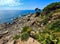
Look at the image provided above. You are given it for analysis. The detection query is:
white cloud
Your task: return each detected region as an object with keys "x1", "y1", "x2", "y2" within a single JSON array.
[{"x1": 0, "y1": 0, "x2": 23, "y2": 7}]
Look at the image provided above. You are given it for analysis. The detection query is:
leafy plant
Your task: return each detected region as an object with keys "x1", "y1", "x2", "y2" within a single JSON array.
[
  {"x1": 20, "y1": 32, "x2": 29, "y2": 41},
  {"x1": 13, "y1": 26, "x2": 32, "y2": 41},
  {"x1": 47, "y1": 20, "x2": 60, "y2": 32},
  {"x1": 20, "y1": 26, "x2": 32, "y2": 41},
  {"x1": 21, "y1": 26, "x2": 32, "y2": 33},
  {"x1": 13, "y1": 34, "x2": 20, "y2": 40},
  {"x1": 33, "y1": 31, "x2": 59, "y2": 44},
  {"x1": 35, "y1": 33, "x2": 44, "y2": 42}
]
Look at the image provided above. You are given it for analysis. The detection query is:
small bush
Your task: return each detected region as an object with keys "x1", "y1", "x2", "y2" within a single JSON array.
[
  {"x1": 47, "y1": 20, "x2": 60, "y2": 32},
  {"x1": 20, "y1": 26, "x2": 32, "y2": 41},
  {"x1": 13, "y1": 26, "x2": 32, "y2": 41},
  {"x1": 20, "y1": 32, "x2": 29, "y2": 41},
  {"x1": 13, "y1": 34, "x2": 20, "y2": 40},
  {"x1": 33, "y1": 31, "x2": 59, "y2": 44},
  {"x1": 35, "y1": 33, "x2": 44, "y2": 42},
  {"x1": 21, "y1": 26, "x2": 32, "y2": 33}
]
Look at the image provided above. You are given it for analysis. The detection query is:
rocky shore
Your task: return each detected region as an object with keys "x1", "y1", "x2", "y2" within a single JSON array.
[
  {"x1": 0, "y1": 2, "x2": 60, "y2": 44},
  {"x1": 0, "y1": 13, "x2": 41, "y2": 44},
  {"x1": 0, "y1": 11, "x2": 60, "y2": 44}
]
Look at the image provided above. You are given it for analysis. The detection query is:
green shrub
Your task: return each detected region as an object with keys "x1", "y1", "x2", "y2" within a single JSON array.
[
  {"x1": 21, "y1": 26, "x2": 29, "y2": 33},
  {"x1": 34, "y1": 32, "x2": 59, "y2": 44},
  {"x1": 58, "y1": 40, "x2": 60, "y2": 44},
  {"x1": 42, "y1": 16, "x2": 50, "y2": 25},
  {"x1": 47, "y1": 20, "x2": 60, "y2": 32},
  {"x1": 35, "y1": 33, "x2": 44, "y2": 42},
  {"x1": 13, "y1": 26, "x2": 32, "y2": 41},
  {"x1": 42, "y1": 2, "x2": 60, "y2": 15},
  {"x1": 13, "y1": 34, "x2": 20, "y2": 40},
  {"x1": 20, "y1": 26, "x2": 32, "y2": 41},
  {"x1": 20, "y1": 32, "x2": 29, "y2": 41},
  {"x1": 21, "y1": 26, "x2": 32, "y2": 33}
]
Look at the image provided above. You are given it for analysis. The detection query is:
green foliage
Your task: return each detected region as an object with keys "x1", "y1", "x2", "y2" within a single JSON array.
[
  {"x1": 13, "y1": 26, "x2": 32, "y2": 41},
  {"x1": 20, "y1": 32, "x2": 29, "y2": 41},
  {"x1": 34, "y1": 32, "x2": 59, "y2": 44},
  {"x1": 21, "y1": 26, "x2": 29, "y2": 33},
  {"x1": 35, "y1": 8, "x2": 41, "y2": 17},
  {"x1": 42, "y1": 16, "x2": 50, "y2": 25},
  {"x1": 47, "y1": 20, "x2": 60, "y2": 32},
  {"x1": 35, "y1": 33, "x2": 44, "y2": 42},
  {"x1": 41, "y1": 9, "x2": 60, "y2": 25},
  {"x1": 40, "y1": 14, "x2": 52, "y2": 25},
  {"x1": 58, "y1": 40, "x2": 60, "y2": 44},
  {"x1": 20, "y1": 26, "x2": 32, "y2": 41},
  {"x1": 21, "y1": 26, "x2": 32, "y2": 33},
  {"x1": 13, "y1": 34, "x2": 20, "y2": 40},
  {"x1": 42, "y1": 2, "x2": 60, "y2": 15}
]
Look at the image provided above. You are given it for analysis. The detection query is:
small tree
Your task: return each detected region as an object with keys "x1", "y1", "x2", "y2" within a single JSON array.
[{"x1": 35, "y1": 8, "x2": 41, "y2": 17}]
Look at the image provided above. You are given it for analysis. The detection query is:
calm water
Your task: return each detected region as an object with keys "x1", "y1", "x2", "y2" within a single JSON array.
[{"x1": 0, "y1": 10, "x2": 35, "y2": 24}]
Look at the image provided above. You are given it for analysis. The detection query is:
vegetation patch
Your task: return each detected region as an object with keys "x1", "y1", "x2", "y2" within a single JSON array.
[
  {"x1": 42, "y1": 2, "x2": 60, "y2": 15},
  {"x1": 20, "y1": 26, "x2": 32, "y2": 41},
  {"x1": 47, "y1": 19, "x2": 60, "y2": 32}
]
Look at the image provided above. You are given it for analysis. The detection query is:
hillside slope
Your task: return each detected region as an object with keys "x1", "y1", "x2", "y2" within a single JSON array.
[{"x1": 0, "y1": 2, "x2": 60, "y2": 44}]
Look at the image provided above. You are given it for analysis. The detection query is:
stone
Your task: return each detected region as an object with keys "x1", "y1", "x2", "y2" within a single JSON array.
[
  {"x1": 7, "y1": 40, "x2": 15, "y2": 44},
  {"x1": 3, "y1": 30, "x2": 8, "y2": 35},
  {"x1": 14, "y1": 37, "x2": 40, "y2": 44},
  {"x1": 0, "y1": 39, "x2": 3, "y2": 44}
]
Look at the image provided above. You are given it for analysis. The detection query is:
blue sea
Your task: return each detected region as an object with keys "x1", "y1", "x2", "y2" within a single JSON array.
[{"x1": 0, "y1": 10, "x2": 35, "y2": 24}]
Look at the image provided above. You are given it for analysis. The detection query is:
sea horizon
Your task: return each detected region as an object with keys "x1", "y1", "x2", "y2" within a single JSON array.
[{"x1": 0, "y1": 10, "x2": 35, "y2": 24}]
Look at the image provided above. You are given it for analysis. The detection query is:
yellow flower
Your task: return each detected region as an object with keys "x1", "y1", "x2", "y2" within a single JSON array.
[{"x1": 27, "y1": 28, "x2": 32, "y2": 32}]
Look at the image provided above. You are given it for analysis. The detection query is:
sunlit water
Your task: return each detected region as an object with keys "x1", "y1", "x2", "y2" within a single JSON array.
[{"x1": 0, "y1": 10, "x2": 35, "y2": 24}]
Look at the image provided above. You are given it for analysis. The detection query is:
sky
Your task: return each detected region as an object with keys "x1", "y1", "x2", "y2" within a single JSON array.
[{"x1": 0, "y1": 0, "x2": 60, "y2": 10}]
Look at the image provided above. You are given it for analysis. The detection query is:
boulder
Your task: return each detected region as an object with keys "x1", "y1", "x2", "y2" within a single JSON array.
[{"x1": 14, "y1": 37, "x2": 40, "y2": 44}]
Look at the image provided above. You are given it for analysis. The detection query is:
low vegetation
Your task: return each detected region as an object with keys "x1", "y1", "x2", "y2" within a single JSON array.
[
  {"x1": 42, "y1": 2, "x2": 60, "y2": 15},
  {"x1": 20, "y1": 26, "x2": 32, "y2": 41},
  {"x1": 34, "y1": 31, "x2": 59, "y2": 44},
  {"x1": 13, "y1": 26, "x2": 32, "y2": 41},
  {"x1": 13, "y1": 2, "x2": 60, "y2": 44},
  {"x1": 47, "y1": 20, "x2": 60, "y2": 32}
]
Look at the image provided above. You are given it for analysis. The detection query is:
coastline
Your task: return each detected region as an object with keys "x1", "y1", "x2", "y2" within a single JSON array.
[
  {"x1": 0, "y1": 13, "x2": 35, "y2": 38},
  {"x1": 0, "y1": 10, "x2": 35, "y2": 24},
  {"x1": 0, "y1": 12, "x2": 42, "y2": 44}
]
